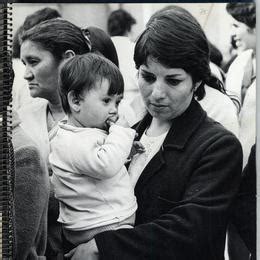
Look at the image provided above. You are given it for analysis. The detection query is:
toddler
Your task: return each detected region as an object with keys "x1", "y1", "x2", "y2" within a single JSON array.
[{"x1": 49, "y1": 53, "x2": 143, "y2": 246}]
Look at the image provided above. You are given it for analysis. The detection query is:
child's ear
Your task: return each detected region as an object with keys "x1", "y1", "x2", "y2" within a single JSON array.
[
  {"x1": 68, "y1": 91, "x2": 80, "y2": 113},
  {"x1": 63, "y1": 50, "x2": 76, "y2": 60}
]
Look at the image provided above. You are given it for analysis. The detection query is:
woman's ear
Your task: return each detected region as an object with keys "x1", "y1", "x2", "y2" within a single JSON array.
[
  {"x1": 63, "y1": 50, "x2": 76, "y2": 60},
  {"x1": 193, "y1": 81, "x2": 202, "y2": 92},
  {"x1": 68, "y1": 91, "x2": 80, "y2": 113}
]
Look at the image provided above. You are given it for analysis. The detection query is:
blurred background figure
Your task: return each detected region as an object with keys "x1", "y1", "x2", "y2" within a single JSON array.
[
  {"x1": 225, "y1": 2, "x2": 256, "y2": 168},
  {"x1": 225, "y1": 3, "x2": 256, "y2": 260},
  {"x1": 107, "y1": 9, "x2": 142, "y2": 119},
  {"x1": 12, "y1": 7, "x2": 61, "y2": 111}
]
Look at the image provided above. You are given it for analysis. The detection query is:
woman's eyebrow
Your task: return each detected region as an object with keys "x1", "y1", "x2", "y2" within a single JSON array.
[
  {"x1": 141, "y1": 69, "x2": 153, "y2": 74},
  {"x1": 166, "y1": 74, "x2": 184, "y2": 78}
]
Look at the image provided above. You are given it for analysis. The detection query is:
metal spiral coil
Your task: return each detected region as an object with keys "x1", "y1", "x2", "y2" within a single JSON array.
[{"x1": 0, "y1": 2, "x2": 14, "y2": 259}]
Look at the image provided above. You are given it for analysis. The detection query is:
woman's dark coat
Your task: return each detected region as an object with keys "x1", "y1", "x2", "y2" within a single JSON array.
[{"x1": 95, "y1": 99, "x2": 242, "y2": 260}]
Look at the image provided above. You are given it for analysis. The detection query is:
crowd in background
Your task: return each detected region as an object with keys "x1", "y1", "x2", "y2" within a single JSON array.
[{"x1": 11, "y1": 3, "x2": 256, "y2": 260}]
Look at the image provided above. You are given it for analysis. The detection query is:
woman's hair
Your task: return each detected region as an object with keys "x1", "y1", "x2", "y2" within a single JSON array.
[
  {"x1": 13, "y1": 26, "x2": 23, "y2": 59},
  {"x1": 23, "y1": 7, "x2": 61, "y2": 31},
  {"x1": 107, "y1": 9, "x2": 136, "y2": 37},
  {"x1": 134, "y1": 5, "x2": 224, "y2": 100},
  {"x1": 20, "y1": 19, "x2": 91, "y2": 61},
  {"x1": 59, "y1": 53, "x2": 124, "y2": 114},
  {"x1": 83, "y1": 26, "x2": 119, "y2": 67},
  {"x1": 226, "y1": 3, "x2": 256, "y2": 29},
  {"x1": 208, "y1": 41, "x2": 223, "y2": 68},
  {"x1": 13, "y1": 8, "x2": 61, "y2": 59}
]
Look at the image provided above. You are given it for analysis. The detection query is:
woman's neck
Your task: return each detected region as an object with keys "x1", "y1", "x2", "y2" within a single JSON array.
[
  {"x1": 146, "y1": 117, "x2": 171, "y2": 137},
  {"x1": 48, "y1": 101, "x2": 65, "y2": 122}
]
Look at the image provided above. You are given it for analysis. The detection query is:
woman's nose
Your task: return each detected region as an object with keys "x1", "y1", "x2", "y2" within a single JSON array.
[
  {"x1": 24, "y1": 67, "x2": 33, "y2": 81},
  {"x1": 151, "y1": 83, "x2": 165, "y2": 99}
]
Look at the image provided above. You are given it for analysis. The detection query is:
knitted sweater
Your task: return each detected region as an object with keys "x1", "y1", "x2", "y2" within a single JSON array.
[{"x1": 13, "y1": 112, "x2": 50, "y2": 259}]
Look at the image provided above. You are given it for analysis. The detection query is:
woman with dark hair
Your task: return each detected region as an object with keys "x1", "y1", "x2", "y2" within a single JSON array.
[
  {"x1": 225, "y1": 4, "x2": 256, "y2": 260},
  {"x1": 17, "y1": 18, "x2": 91, "y2": 259},
  {"x1": 225, "y1": 2, "x2": 256, "y2": 167},
  {"x1": 132, "y1": 6, "x2": 239, "y2": 136},
  {"x1": 18, "y1": 18, "x2": 91, "y2": 164},
  {"x1": 66, "y1": 6, "x2": 242, "y2": 260},
  {"x1": 12, "y1": 7, "x2": 61, "y2": 111}
]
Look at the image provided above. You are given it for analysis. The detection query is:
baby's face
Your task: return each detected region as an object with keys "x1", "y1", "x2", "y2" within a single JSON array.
[{"x1": 76, "y1": 78, "x2": 122, "y2": 130}]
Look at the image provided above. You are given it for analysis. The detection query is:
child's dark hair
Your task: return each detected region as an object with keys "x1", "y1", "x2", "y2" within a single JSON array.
[{"x1": 59, "y1": 53, "x2": 124, "y2": 114}]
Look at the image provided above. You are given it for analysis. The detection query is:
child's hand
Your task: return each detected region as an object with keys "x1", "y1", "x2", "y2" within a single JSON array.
[
  {"x1": 129, "y1": 141, "x2": 145, "y2": 158},
  {"x1": 106, "y1": 115, "x2": 119, "y2": 128},
  {"x1": 115, "y1": 115, "x2": 130, "y2": 128}
]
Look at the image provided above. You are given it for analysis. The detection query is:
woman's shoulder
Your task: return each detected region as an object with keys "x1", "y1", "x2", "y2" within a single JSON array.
[
  {"x1": 199, "y1": 112, "x2": 239, "y2": 144},
  {"x1": 18, "y1": 98, "x2": 48, "y2": 113},
  {"x1": 198, "y1": 86, "x2": 239, "y2": 136},
  {"x1": 227, "y1": 49, "x2": 254, "y2": 74}
]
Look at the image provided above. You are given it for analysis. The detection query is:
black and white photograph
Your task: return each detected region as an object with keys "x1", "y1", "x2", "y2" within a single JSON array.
[{"x1": 1, "y1": 1, "x2": 257, "y2": 259}]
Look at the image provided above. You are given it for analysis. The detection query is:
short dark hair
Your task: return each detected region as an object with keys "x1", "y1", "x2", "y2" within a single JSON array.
[
  {"x1": 107, "y1": 9, "x2": 136, "y2": 36},
  {"x1": 12, "y1": 26, "x2": 23, "y2": 58},
  {"x1": 21, "y1": 19, "x2": 91, "y2": 62},
  {"x1": 12, "y1": 7, "x2": 61, "y2": 59},
  {"x1": 84, "y1": 26, "x2": 119, "y2": 67},
  {"x1": 23, "y1": 7, "x2": 61, "y2": 31},
  {"x1": 134, "y1": 5, "x2": 224, "y2": 100},
  {"x1": 59, "y1": 53, "x2": 124, "y2": 114},
  {"x1": 226, "y1": 3, "x2": 255, "y2": 29}
]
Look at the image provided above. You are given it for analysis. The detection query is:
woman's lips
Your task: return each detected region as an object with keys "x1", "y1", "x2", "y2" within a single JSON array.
[
  {"x1": 28, "y1": 83, "x2": 38, "y2": 88},
  {"x1": 150, "y1": 103, "x2": 166, "y2": 108}
]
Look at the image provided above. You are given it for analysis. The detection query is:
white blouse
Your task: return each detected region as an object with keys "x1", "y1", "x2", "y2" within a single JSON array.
[{"x1": 128, "y1": 129, "x2": 169, "y2": 187}]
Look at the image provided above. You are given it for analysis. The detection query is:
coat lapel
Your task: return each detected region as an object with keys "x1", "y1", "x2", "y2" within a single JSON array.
[{"x1": 134, "y1": 99, "x2": 207, "y2": 191}]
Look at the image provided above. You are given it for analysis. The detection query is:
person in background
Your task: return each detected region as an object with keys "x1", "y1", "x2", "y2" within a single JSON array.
[
  {"x1": 107, "y1": 9, "x2": 141, "y2": 117},
  {"x1": 225, "y1": 3, "x2": 256, "y2": 260},
  {"x1": 65, "y1": 6, "x2": 242, "y2": 260},
  {"x1": 12, "y1": 7, "x2": 61, "y2": 111},
  {"x1": 226, "y1": 2, "x2": 256, "y2": 167},
  {"x1": 18, "y1": 19, "x2": 91, "y2": 259}
]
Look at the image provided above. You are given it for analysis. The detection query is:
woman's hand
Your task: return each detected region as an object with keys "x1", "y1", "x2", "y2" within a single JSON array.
[{"x1": 64, "y1": 239, "x2": 99, "y2": 260}]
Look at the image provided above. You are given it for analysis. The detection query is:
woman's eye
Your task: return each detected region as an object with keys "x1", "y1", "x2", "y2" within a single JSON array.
[
  {"x1": 141, "y1": 73, "x2": 156, "y2": 83},
  {"x1": 27, "y1": 58, "x2": 39, "y2": 66},
  {"x1": 166, "y1": 78, "x2": 181, "y2": 86}
]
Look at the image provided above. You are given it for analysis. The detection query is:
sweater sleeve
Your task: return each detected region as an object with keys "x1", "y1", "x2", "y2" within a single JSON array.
[
  {"x1": 72, "y1": 125, "x2": 136, "y2": 179},
  {"x1": 94, "y1": 133, "x2": 242, "y2": 260},
  {"x1": 14, "y1": 145, "x2": 49, "y2": 260}
]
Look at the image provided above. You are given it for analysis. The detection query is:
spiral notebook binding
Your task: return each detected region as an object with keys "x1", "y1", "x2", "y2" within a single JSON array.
[{"x1": 1, "y1": 2, "x2": 14, "y2": 259}]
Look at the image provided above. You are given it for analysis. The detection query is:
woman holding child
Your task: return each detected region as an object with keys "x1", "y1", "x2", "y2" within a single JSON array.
[
  {"x1": 66, "y1": 6, "x2": 242, "y2": 260},
  {"x1": 18, "y1": 19, "x2": 92, "y2": 259}
]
